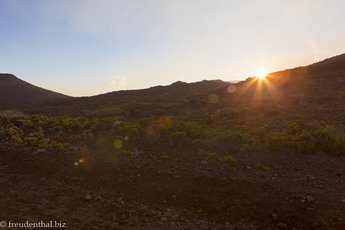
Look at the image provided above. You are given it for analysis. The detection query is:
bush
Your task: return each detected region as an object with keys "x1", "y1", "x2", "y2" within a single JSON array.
[
  {"x1": 222, "y1": 155, "x2": 237, "y2": 168},
  {"x1": 52, "y1": 142, "x2": 71, "y2": 150},
  {"x1": 122, "y1": 150, "x2": 132, "y2": 157},
  {"x1": 30, "y1": 114, "x2": 47, "y2": 126},
  {"x1": 23, "y1": 128, "x2": 48, "y2": 147},
  {"x1": 0, "y1": 115, "x2": 10, "y2": 126},
  {"x1": 81, "y1": 130, "x2": 92, "y2": 138},
  {"x1": 170, "y1": 131, "x2": 188, "y2": 144},
  {"x1": 23, "y1": 136, "x2": 38, "y2": 146},
  {"x1": 207, "y1": 152, "x2": 219, "y2": 162},
  {"x1": 116, "y1": 123, "x2": 141, "y2": 141},
  {"x1": 265, "y1": 121, "x2": 345, "y2": 154},
  {"x1": 160, "y1": 155, "x2": 170, "y2": 160},
  {"x1": 3, "y1": 125, "x2": 23, "y2": 143},
  {"x1": 313, "y1": 125, "x2": 345, "y2": 154},
  {"x1": 49, "y1": 116, "x2": 89, "y2": 131}
]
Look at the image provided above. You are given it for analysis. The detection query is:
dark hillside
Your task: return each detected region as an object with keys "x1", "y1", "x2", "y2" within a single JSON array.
[
  {"x1": 0, "y1": 73, "x2": 71, "y2": 108},
  {"x1": 23, "y1": 80, "x2": 231, "y2": 116}
]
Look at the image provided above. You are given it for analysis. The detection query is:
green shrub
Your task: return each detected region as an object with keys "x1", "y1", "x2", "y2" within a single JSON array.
[
  {"x1": 0, "y1": 115, "x2": 10, "y2": 125},
  {"x1": 23, "y1": 136, "x2": 38, "y2": 146},
  {"x1": 222, "y1": 155, "x2": 237, "y2": 168},
  {"x1": 122, "y1": 150, "x2": 132, "y2": 157},
  {"x1": 52, "y1": 142, "x2": 71, "y2": 150},
  {"x1": 113, "y1": 139, "x2": 123, "y2": 149},
  {"x1": 3, "y1": 125, "x2": 23, "y2": 143},
  {"x1": 181, "y1": 121, "x2": 205, "y2": 139},
  {"x1": 160, "y1": 155, "x2": 170, "y2": 160},
  {"x1": 49, "y1": 116, "x2": 87, "y2": 131},
  {"x1": 23, "y1": 128, "x2": 48, "y2": 147},
  {"x1": 207, "y1": 152, "x2": 218, "y2": 160},
  {"x1": 312, "y1": 125, "x2": 345, "y2": 154},
  {"x1": 30, "y1": 114, "x2": 47, "y2": 126},
  {"x1": 265, "y1": 121, "x2": 345, "y2": 154},
  {"x1": 170, "y1": 131, "x2": 188, "y2": 144},
  {"x1": 116, "y1": 123, "x2": 142, "y2": 141},
  {"x1": 81, "y1": 130, "x2": 92, "y2": 138}
]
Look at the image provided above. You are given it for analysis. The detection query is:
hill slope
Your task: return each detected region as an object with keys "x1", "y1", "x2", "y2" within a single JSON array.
[
  {"x1": 0, "y1": 74, "x2": 71, "y2": 108},
  {"x1": 9, "y1": 53, "x2": 345, "y2": 118},
  {"x1": 25, "y1": 79, "x2": 232, "y2": 116},
  {"x1": 203, "y1": 53, "x2": 345, "y2": 108}
]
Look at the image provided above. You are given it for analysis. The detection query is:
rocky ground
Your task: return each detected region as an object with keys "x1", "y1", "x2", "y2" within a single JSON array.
[{"x1": 0, "y1": 141, "x2": 345, "y2": 229}]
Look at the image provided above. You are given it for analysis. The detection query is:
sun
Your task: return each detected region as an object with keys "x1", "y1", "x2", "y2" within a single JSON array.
[{"x1": 254, "y1": 68, "x2": 268, "y2": 79}]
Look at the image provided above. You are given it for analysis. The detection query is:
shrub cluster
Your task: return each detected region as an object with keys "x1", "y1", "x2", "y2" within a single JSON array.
[{"x1": 265, "y1": 120, "x2": 345, "y2": 154}]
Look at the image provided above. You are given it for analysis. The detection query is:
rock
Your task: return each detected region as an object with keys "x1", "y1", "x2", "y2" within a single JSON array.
[
  {"x1": 13, "y1": 119, "x2": 25, "y2": 127},
  {"x1": 277, "y1": 222, "x2": 287, "y2": 229},
  {"x1": 200, "y1": 160, "x2": 207, "y2": 165},
  {"x1": 132, "y1": 148, "x2": 142, "y2": 157},
  {"x1": 108, "y1": 222, "x2": 120, "y2": 228},
  {"x1": 84, "y1": 194, "x2": 92, "y2": 200},
  {"x1": 35, "y1": 148, "x2": 48, "y2": 154},
  {"x1": 306, "y1": 195, "x2": 314, "y2": 202}
]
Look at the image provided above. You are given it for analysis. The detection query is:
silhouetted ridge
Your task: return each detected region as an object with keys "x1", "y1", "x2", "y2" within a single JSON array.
[{"x1": 0, "y1": 73, "x2": 71, "y2": 108}]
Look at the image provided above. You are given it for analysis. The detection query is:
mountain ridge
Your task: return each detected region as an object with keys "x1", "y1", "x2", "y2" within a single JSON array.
[
  {"x1": 0, "y1": 73, "x2": 71, "y2": 108},
  {"x1": 1, "y1": 53, "x2": 345, "y2": 112}
]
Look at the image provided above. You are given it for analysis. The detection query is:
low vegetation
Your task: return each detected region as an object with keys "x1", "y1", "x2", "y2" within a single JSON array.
[{"x1": 2, "y1": 103, "x2": 344, "y2": 161}]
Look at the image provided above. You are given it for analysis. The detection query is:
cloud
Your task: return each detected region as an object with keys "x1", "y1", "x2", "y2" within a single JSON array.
[
  {"x1": 309, "y1": 39, "x2": 321, "y2": 61},
  {"x1": 101, "y1": 74, "x2": 127, "y2": 93}
]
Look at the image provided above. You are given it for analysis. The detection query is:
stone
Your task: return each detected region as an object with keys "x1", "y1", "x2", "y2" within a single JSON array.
[
  {"x1": 277, "y1": 222, "x2": 287, "y2": 229},
  {"x1": 306, "y1": 195, "x2": 314, "y2": 202},
  {"x1": 85, "y1": 194, "x2": 92, "y2": 200}
]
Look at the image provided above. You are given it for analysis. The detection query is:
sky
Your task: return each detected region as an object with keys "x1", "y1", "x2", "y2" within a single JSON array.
[{"x1": 0, "y1": 0, "x2": 344, "y2": 96}]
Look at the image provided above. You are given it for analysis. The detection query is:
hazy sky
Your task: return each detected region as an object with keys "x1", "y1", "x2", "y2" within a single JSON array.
[{"x1": 0, "y1": 0, "x2": 344, "y2": 96}]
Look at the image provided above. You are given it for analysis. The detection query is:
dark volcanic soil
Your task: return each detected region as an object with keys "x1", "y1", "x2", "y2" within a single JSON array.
[{"x1": 0, "y1": 142, "x2": 345, "y2": 229}]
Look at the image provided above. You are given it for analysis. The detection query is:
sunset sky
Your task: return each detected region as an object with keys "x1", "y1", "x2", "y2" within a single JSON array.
[{"x1": 0, "y1": 0, "x2": 344, "y2": 96}]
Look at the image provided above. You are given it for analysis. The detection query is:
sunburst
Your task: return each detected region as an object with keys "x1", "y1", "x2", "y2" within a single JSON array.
[{"x1": 254, "y1": 68, "x2": 268, "y2": 80}]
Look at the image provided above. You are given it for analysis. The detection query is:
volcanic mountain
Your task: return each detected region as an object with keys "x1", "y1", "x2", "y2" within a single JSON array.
[{"x1": 0, "y1": 74, "x2": 71, "y2": 108}]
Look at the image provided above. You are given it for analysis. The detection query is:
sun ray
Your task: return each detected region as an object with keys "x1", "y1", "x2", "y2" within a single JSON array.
[
  {"x1": 254, "y1": 68, "x2": 268, "y2": 80},
  {"x1": 231, "y1": 65, "x2": 284, "y2": 106}
]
